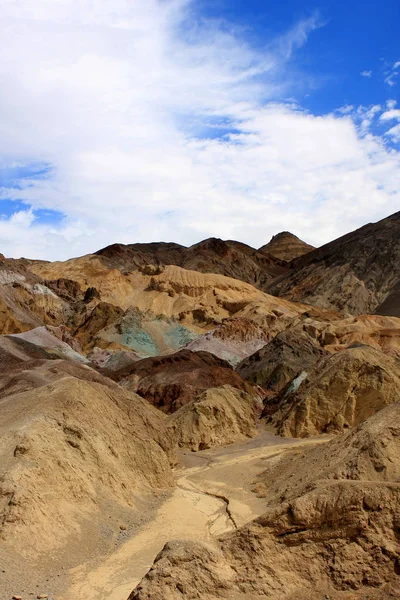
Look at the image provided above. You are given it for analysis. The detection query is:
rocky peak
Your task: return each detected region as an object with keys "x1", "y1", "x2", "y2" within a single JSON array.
[{"x1": 259, "y1": 231, "x2": 314, "y2": 261}]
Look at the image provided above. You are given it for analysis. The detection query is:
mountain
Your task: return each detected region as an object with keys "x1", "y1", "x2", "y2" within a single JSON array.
[
  {"x1": 2, "y1": 211, "x2": 400, "y2": 599},
  {"x1": 259, "y1": 231, "x2": 314, "y2": 261},
  {"x1": 96, "y1": 237, "x2": 289, "y2": 289},
  {"x1": 268, "y1": 211, "x2": 400, "y2": 316}
]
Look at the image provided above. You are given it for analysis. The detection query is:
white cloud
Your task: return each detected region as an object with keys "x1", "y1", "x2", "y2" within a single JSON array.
[
  {"x1": 0, "y1": 0, "x2": 399, "y2": 260},
  {"x1": 386, "y1": 124, "x2": 400, "y2": 142},
  {"x1": 384, "y1": 61, "x2": 400, "y2": 87},
  {"x1": 360, "y1": 70, "x2": 372, "y2": 77},
  {"x1": 380, "y1": 109, "x2": 400, "y2": 121}
]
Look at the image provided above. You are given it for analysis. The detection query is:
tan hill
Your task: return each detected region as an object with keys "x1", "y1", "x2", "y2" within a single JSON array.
[
  {"x1": 267, "y1": 345, "x2": 400, "y2": 437},
  {"x1": 0, "y1": 255, "x2": 70, "y2": 334},
  {"x1": 259, "y1": 231, "x2": 314, "y2": 261},
  {"x1": 268, "y1": 211, "x2": 400, "y2": 316},
  {"x1": 108, "y1": 349, "x2": 257, "y2": 414},
  {"x1": 0, "y1": 358, "x2": 175, "y2": 582},
  {"x1": 167, "y1": 385, "x2": 259, "y2": 451},
  {"x1": 299, "y1": 313, "x2": 400, "y2": 356},
  {"x1": 130, "y1": 403, "x2": 400, "y2": 599}
]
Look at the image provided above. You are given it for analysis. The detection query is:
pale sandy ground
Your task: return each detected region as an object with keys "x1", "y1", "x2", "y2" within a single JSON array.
[{"x1": 61, "y1": 429, "x2": 328, "y2": 600}]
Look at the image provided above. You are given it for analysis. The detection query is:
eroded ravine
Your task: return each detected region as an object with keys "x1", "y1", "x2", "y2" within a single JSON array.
[{"x1": 61, "y1": 431, "x2": 326, "y2": 600}]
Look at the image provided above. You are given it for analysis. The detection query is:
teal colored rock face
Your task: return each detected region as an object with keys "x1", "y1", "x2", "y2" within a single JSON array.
[
  {"x1": 165, "y1": 326, "x2": 198, "y2": 351},
  {"x1": 101, "y1": 308, "x2": 199, "y2": 357},
  {"x1": 122, "y1": 328, "x2": 158, "y2": 356},
  {"x1": 284, "y1": 370, "x2": 308, "y2": 397}
]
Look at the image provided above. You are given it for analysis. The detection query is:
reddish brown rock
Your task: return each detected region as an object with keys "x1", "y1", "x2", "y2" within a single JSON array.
[{"x1": 111, "y1": 349, "x2": 257, "y2": 413}]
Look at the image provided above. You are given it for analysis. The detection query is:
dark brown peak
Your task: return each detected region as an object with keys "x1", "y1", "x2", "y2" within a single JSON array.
[
  {"x1": 95, "y1": 242, "x2": 129, "y2": 256},
  {"x1": 266, "y1": 212, "x2": 400, "y2": 314},
  {"x1": 224, "y1": 239, "x2": 258, "y2": 253},
  {"x1": 259, "y1": 231, "x2": 314, "y2": 262},
  {"x1": 96, "y1": 241, "x2": 185, "y2": 257},
  {"x1": 260, "y1": 230, "x2": 312, "y2": 249},
  {"x1": 189, "y1": 237, "x2": 230, "y2": 255},
  {"x1": 112, "y1": 348, "x2": 232, "y2": 380},
  {"x1": 292, "y1": 210, "x2": 400, "y2": 269},
  {"x1": 269, "y1": 231, "x2": 301, "y2": 242}
]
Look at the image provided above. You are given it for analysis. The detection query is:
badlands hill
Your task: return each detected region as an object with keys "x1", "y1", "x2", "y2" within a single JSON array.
[
  {"x1": 267, "y1": 344, "x2": 400, "y2": 437},
  {"x1": 110, "y1": 349, "x2": 257, "y2": 413},
  {"x1": 269, "y1": 211, "x2": 400, "y2": 316},
  {"x1": 96, "y1": 237, "x2": 289, "y2": 289},
  {"x1": 259, "y1": 231, "x2": 314, "y2": 261},
  {"x1": 1, "y1": 211, "x2": 400, "y2": 599}
]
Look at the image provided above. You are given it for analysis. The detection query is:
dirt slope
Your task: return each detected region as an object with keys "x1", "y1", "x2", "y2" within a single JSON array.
[{"x1": 0, "y1": 365, "x2": 175, "y2": 567}]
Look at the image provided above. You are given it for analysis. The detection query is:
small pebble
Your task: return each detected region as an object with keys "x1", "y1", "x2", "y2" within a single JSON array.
[
  {"x1": 12, "y1": 596, "x2": 22, "y2": 600},
  {"x1": 37, "y1": 595, "x2": 48, "y2": 599},
  {"x1": 119, "y1": 524, "x2": 127, "y2": 531}
]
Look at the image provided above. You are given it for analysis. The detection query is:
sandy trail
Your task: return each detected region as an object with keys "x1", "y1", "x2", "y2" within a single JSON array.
[{"x1": 62, "y1": 430, "x2": 327, "y2": 600}]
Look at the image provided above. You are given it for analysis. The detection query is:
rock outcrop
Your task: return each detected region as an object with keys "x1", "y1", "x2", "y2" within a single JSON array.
[
  {"x1": 259, "y1": 231, "x2": 314, "y2": 261},
  {"x1": 237, "y1": 329, "x2": 326, "y2": 393},
  {"x1": 267, "y1": 345, "x2": 400, "y2": 437},
  {"x1": 184, "y1": 317, "x2": 270, "y2": 365},
  {"x1": 110, "y1": 349, "x2": 256, "y2": 413},
  {"x1": 168, "y1": 385, "x2": 259, "y2": 451}
]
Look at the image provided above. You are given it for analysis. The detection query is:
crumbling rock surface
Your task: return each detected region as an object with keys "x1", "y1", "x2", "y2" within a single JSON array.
[
  {"x1": 237, "y1": 328, "x2": 326, "y2": 394},
  {"x1": 167, "y1": 385, "x2": 259, "y2": 451},
  {"x1": 268, "y1": 345, "x2": 400, "y2": 437},
  {"x1": 110, "y1": 349, "x2": 256, "y2": 414}
]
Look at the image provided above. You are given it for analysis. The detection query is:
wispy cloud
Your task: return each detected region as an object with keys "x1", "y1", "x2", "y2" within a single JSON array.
[
  {"x1": 0, "y1": 0, "x2": 399, "y2": 260},
  {"x1": 384, "y1": 60, "x2": 400, "y2": 86},
  {"x1": 361, "y1": 70, "x2": 372, "y2": 78}
]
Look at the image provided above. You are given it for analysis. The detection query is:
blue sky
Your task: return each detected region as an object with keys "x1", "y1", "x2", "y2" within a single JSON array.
[
  {"x1": 0, "y1": 0, "x2": 399, "y2": 259},
  {"x1": 199, "y1": 0, "x2": 400, "y2": 113}
]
